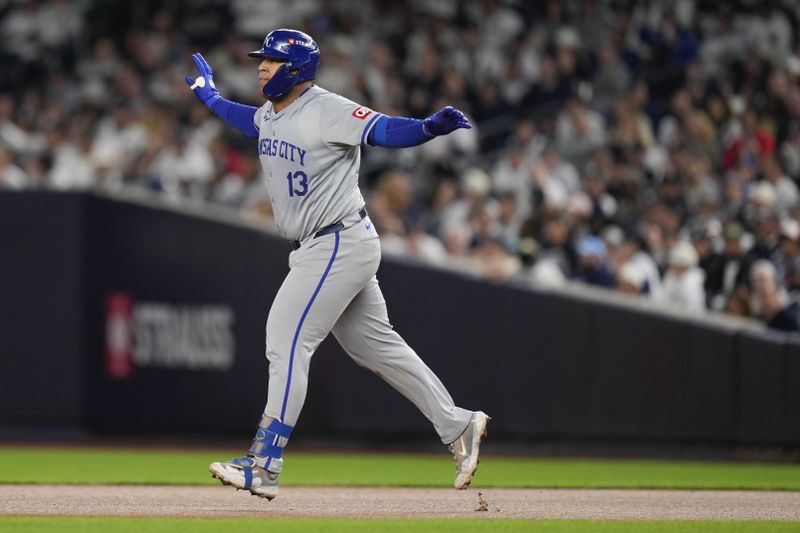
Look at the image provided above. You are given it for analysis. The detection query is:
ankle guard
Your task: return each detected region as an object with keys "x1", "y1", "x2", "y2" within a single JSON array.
[{"x1": 249, "y1": 415, "x2": 293, "y2": 473}]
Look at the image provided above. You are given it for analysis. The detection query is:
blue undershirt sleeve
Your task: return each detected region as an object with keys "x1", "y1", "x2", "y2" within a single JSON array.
[
  {"x1": 207, "y1": 96, "x2": 259, "y2": 138},
  {"x1": 367, "y1": 115, "x2": 434, "y2": 148}
]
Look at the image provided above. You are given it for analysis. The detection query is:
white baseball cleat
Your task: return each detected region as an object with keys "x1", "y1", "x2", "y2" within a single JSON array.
[
  {"x1": 209, "y1": 455, "x2": 280, "y2": 500},
  {"x1": 449, "y1": 411, "x2": 491, "y2": 489}
]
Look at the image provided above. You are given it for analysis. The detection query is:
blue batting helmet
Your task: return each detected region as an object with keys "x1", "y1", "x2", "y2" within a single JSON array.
[{"x1": 248, "y1": 29, "x2": 320, "y2": 98}]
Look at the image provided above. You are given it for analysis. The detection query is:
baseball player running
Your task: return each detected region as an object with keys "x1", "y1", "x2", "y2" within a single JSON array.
[{"x1": 186, "y1": 29, "x2": 489, "y2": 500}]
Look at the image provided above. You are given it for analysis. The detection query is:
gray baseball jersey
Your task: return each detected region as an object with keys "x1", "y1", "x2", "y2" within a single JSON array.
[
  {"x1": 249, "y1": 84, "x2": 473, "y2": 475},
  {"x1": 253, "y1": 85, "x2": 384, "y2": 241}
]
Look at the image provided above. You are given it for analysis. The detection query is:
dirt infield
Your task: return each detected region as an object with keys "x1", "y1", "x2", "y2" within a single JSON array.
[{"x1": 1, "y1": 485, "x2": 799, "y2": 520}]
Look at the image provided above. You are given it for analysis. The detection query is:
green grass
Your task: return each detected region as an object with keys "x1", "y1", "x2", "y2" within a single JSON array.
[
  {"x1": 0, "y1": 518, "x2": 799, "y2": 533},
  {"x1": 0, "y1": 446, "x2": 799, "y2": 490}
]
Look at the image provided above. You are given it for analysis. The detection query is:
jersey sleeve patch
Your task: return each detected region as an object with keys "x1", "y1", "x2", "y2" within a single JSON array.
[
  {"x1": 320, "y1": 94, "x2": 379, "y2": 146},
  {"x1": 352, "y1": 106, "x2": 373, "y2": 120}
]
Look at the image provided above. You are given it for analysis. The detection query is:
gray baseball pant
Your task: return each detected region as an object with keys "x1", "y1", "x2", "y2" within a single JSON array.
[{"x1": 262, "y1": 211, "x2": 472, "y2": 454}]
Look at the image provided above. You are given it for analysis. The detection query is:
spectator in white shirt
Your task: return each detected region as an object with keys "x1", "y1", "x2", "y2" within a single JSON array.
[{"x1": 661, "y1": 240, "x2": 706, "y2": 312}]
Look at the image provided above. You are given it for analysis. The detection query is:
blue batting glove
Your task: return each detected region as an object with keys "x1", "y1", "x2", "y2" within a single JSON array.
[
  {"x1": 423, "y1": 106, "x2": 472, "y2": 137},
  {"x1": 185, "y1": 53, "x2": 220, "y2": 105}
]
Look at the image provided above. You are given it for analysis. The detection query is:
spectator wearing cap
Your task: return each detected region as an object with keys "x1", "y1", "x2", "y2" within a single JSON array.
[
  {"x1": 660, "y1": 240, "x2": 706, "y2": 311},
  {"x1": 572, "y1": 235, "x2": 615, "y2": 288},
  {"x1": 616, "y1": 261, "x2": 647, "y2": 296}
]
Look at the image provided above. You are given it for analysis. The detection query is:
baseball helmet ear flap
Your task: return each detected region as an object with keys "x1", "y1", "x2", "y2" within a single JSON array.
[
  {"x1": 261, "y1": 63, "x2": 295, "y2": 98},
  {"x1": 249, "y1": 29, "x2": 320, "y2": 98}
]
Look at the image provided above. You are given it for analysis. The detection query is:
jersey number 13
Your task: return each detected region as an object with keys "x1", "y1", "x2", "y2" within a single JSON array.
[{"x1": 287, "y1": 170, "x2": 308, "y2": 197}]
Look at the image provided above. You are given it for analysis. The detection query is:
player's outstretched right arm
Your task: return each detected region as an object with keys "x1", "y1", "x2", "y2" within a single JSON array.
[{"x1": 185, "y1": 53, "x2": 259, "y2": 138}]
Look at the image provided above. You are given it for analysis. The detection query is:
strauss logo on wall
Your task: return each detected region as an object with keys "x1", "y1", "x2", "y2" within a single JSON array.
[{"x1": 105, "y1": 291, "x2": 236, "y2": 380}]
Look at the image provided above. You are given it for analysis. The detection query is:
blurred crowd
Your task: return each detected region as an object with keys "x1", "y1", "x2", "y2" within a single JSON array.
[{"x1": 3, "y1": 0, "x2": 800, "y2": 330}]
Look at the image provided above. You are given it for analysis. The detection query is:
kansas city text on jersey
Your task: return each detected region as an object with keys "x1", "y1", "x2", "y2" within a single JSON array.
[{"x1": 258, "y1": 137, "x2": 307, "y2": 166}]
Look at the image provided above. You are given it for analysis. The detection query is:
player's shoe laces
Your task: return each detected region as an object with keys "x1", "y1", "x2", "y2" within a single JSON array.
[
  {"x1": 209, "y1": 455, "x2": 279, "y2": 500},
  {"x1": 449, "y1": 411, "x2": 490, "y2": 489}
]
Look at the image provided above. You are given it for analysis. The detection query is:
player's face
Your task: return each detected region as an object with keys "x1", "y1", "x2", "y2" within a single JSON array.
[{"x1": 258, "y1": 58, "x2": 286, "y2": 97}]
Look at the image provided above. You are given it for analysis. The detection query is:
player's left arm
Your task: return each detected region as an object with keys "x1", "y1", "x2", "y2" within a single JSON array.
[{"x1": 367, "y1": 107, "x2": 472, "y2": 148}]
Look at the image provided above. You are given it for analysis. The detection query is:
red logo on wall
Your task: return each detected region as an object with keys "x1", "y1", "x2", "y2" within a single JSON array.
[
  {"x1": 105, "y1": 291, "x2": 134, "y2": 380},
  {"x1": 352, "y1": 106, "x2": 373, "y2": 120}
]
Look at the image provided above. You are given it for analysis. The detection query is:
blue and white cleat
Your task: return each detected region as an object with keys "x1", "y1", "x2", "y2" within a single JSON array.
[
  {"x1": 209, "y1": 455, "x2": 280, "y2": 500},
  {"x1": 449, "y1": 411, "x2": 491, "y2": 489}
]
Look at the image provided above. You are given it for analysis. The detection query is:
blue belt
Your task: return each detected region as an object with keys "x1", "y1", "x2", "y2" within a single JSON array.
[{"x1": 292, "y1": 207, "x2": 367, "y2": 251}]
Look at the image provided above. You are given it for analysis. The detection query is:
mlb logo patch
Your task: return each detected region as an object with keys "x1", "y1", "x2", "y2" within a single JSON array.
[{"x1": 352, "y1": 106, "x2": 373, "y2": 120}]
